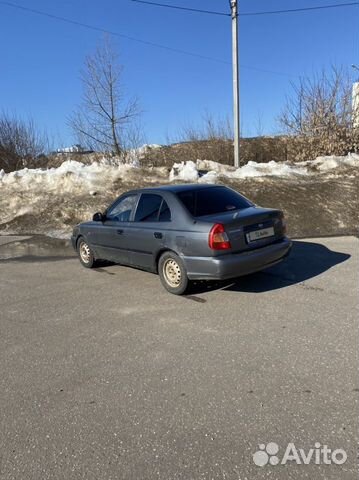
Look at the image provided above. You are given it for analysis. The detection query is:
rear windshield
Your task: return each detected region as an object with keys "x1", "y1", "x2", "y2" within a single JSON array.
[{"x1": 177, "y1": 187, "x2": 252, "y2": 217}]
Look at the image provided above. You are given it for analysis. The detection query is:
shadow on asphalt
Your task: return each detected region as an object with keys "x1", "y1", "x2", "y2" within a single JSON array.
[
  {"x1": 188, "y1": 240, "x2": 351, "y2": 295},
  {"x1": 0, "y1": 237, "x2": 351, "y2": 296}
]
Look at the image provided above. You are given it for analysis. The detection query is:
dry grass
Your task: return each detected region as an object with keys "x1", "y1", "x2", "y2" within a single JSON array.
[{"x1": 140, "y1": 134, "x2": 359, "y2": 168}]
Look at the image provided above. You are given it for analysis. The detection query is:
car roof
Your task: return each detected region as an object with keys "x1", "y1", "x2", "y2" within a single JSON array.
[{"x1": 127, "y1": 184, "x2": 223, "y2": 195}]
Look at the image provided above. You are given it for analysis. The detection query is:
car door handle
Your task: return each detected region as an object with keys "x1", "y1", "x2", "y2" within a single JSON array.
[
  {"x1": 117, "y1": 229, "x2": 124, "y2": 235},
  {"x1": 154, "y1": 232, "x2": 163, "y2": 239}
]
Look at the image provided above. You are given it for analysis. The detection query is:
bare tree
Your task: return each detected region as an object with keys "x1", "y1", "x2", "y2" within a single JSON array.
[
  {"x1": 70, "y1": 38, "x2": 140, "y2": 157},
  {"x1": 160, "y1": 112, "x2": 234, "y2": 165},
  {"x1": 278, "y1": 66, "x2": 359, "y2": 160},
  {"x1": 0, "y1": 112, "x2": 49, "y2": 172},
  {"x1": 279, "y1": 66, "x2": 352, "y2": 136},
  {"x1": 254, "y1": 111, "x2": 264, "y2": 138},
  {"x1": 178, "y1": 111, "x2": 233, "y2": 143}
]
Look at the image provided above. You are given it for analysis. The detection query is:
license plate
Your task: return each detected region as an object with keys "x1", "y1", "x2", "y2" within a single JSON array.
[{"x1": 246, "y1": 226, "x2": 275, "y2": 243}]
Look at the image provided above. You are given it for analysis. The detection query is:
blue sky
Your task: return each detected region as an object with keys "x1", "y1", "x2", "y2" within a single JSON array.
[{"x1": 0, "y1": 0, "x2": 358, "y2": 147}]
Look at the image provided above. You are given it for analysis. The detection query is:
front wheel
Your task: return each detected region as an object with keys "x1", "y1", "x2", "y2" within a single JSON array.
[
  {"x1": 158, "y1": 251, "x2": 189, "y2": 295},
  {"x1": 77, "y1": 238, "x2": 97, "y2": 268}
]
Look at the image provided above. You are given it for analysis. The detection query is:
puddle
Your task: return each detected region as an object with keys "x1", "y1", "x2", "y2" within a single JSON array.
[{"x1": 0, "y1": 235, "x2": 76, "y2": 261}]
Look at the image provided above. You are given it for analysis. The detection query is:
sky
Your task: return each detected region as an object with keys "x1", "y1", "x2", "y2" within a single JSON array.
[{"x1": 0, "y1": 0, "x2": 358, "y2": 147}]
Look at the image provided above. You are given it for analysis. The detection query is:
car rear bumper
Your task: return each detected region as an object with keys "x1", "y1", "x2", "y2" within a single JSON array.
[{"x1": 182, "y1": 237, "x2": 292, "y2": 280}]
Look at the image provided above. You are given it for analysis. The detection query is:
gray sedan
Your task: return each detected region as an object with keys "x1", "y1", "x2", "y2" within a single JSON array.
[{"x1": 71, "y1": 184, "x2": 292, "y2": 294}]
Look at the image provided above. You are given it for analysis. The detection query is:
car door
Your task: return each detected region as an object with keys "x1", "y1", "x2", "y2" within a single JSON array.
[
  {"x1": 125, "y1": 193, "x2": 172, "y2": 270},
  {"x1": 91, "y1": 194, "x2": 138, "y2": 263}
]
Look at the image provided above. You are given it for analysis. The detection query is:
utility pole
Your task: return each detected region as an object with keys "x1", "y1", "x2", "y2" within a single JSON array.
[
  {"x1": 230, "y1": 0, "x2": 240, "y2": 167},
  {"x1": 352, "y1": 64, "x2": 359, "y2": 128}
]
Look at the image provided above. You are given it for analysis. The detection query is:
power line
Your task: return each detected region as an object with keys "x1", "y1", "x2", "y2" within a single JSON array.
[
  {"x1": 131, "y1": 0, "x2": 359, "y2": 16},
  {"x1": 130, "y1": 0, "x2": 229, "y2": 16},
  {"x1": 0, "y1": 0, "x2": 356, "y2": 71},
  {"x1": 0, "y1": 0, "x2": 229, "y2": 64},
  {"x1": 241, "y1": 1, "x2": 359, "y2": 16},
  {"x1": 0, "y1": 0, "x2": 298, "y2": 77}
]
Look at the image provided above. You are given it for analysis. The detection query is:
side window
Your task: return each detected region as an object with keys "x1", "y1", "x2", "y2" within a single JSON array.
[
  {"x1": 134, "y1": 194, "x2": 172, "y2": 222},
  {"x1": 177, "y1": 191, "x2": 195, "y2": 216},
  {"x1": 106, "y1": 195, "x2": 137, "y2": 222},
  {"x1": 134, "y1": 194, "x2": 163, "y2": 222},
  {"x1": 159, "y1": 200, "x2": 171, "y2": 222}
]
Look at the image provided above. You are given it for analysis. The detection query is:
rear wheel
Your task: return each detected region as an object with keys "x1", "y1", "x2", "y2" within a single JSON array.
[
  {"x1": 158, "y1": 251, "x2": 189, "y2": 295},
  {"x1": 77, "y1": 238, "x2": 97, "y2": 268}
]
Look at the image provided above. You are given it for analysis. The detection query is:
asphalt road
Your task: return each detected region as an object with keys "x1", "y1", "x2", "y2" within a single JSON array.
[{"x1": 0, "y1": 235, "x2": 358, "y2": 480}]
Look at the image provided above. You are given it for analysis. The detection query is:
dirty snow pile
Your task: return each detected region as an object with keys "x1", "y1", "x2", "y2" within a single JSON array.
[
  {"x1": 125, "y1": 144, "x2": 162, "y2": 165},
  {"x1": 0, "y1": 157, "x2": 167, "y2": 236},
  {"x1": 0, "y1": 153, "x2": 357, "y2": 197},
  {"x1": 0, "y1": 144, "x2": 163, "y2": 195},
  {"x1": 0, "y1": 160, "x2": 137, "y2": 195},
  {"x1": 0, "y1": 151, "x2": 358, "y2": 238},
  {"x1": 0, "y1": 151, "x2": 357, "y2": 199},
  {"x1": 0, "y1": 147, "x2": 168, "y2": 197},
  {"x1": 169, "y1": 153, "x2": 359, "y2": 182},
  {"x1": 299, "y1": 154, "x2": 359, "y2": 172}
]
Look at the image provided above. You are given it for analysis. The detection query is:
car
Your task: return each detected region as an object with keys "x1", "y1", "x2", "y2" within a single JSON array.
[{"x1": 71, "y1": 184, "x2": 292, "y2": 294}]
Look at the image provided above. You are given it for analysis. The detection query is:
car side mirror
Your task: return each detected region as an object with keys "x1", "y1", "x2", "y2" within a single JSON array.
[{"x1": 93, "y1": 212, "x2": 105, "y2": 222}]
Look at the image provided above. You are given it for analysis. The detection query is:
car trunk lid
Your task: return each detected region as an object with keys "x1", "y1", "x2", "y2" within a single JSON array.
[{"x1": 199, "y1": 207, "x2": 285, "y2": 253}]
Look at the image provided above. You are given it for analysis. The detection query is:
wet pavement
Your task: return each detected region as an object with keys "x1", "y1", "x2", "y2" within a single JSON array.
[{"x1": 0, "y1": 235, "x2": 75, "y2": 261}]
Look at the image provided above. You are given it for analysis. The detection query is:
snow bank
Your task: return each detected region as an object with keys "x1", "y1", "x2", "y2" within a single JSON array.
[
  {"x1": 230, "y1": 160, "x2": 308, "y2": 179},
  {"x1": 0, "y1": 151, "x2": 357, "y2": 238},
  {"x1": 170, "y1": 159, "x2": 304, "y2": 182},
  {"x1": 0, "y1": 151, "x2": 174, "y2": 236},
  {"x1": 126, "y1": 144, "x2": 162, "y2": 165},
  {"x1": 303, "y1": 153, "x2": 359, "y2": 172},
  {"x1": 169, "y1": 161, "x2": 199, "y2": 182},
  {"x1": 1, "y1": 153, "x2": 357, "y2": 196},
  {"x1": 0, "y1": 160, "x2": 135, "y2": 194},
  {"x1": 169, "y1": 153, "x2": 359, "y2": 182}
]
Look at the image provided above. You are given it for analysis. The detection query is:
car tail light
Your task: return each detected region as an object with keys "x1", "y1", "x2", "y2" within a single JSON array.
[{"x1": 208, "y1": 223, "x2": 231, "y2": 250}]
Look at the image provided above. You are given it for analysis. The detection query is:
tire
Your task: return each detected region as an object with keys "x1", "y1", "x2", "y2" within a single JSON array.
[
  {"x1": 158, "y1": 251, "x2": 189, "y2": 295},
  {"x1": 77, "y1": 238, "x2": 97, "y2": 268}
]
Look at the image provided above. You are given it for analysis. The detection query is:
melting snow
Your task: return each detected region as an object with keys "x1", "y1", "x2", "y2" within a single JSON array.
[
  {"x1": 0, "y1": 160, "x2": 135, "y2": 193},
  {"x1": 0, "y1": 151, "x2": 358, "y2": 237},
  {"x1": 0, "y1": 153, "x2": 357, "y2": 196},
  {"x1": 170, "y1": 153, "x2": 359, "y2": 182}
]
